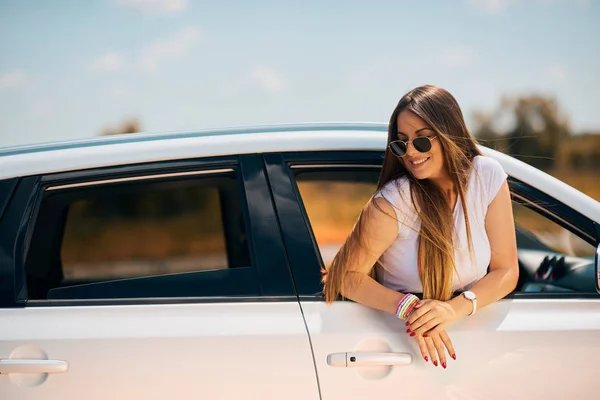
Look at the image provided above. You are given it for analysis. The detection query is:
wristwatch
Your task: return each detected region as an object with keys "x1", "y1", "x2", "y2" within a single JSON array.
[{"x1": 462, "y1": 291, "x2": 477, "y2": 316}]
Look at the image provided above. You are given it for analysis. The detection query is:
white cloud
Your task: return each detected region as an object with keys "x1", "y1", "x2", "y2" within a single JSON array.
[
  {"x1": 140, "y1": 27, "x2": 203, "y2": 73},
  {"x1": 90, "y1": 52, "x2": 126, "y2": 72},
  {"x1": 116, "y1": 0, "x2": 187, "y2": 14},
  {"x1": 467, "y1": 0, "x2": 519, "y2": 14},
  {"x1": 0, "y1": 71, "x2": 26, "y2": 88},
  {"x1": 440, "y1": 47, "x2": 477, "y2": 69},
  {"x1": 253, "y1": 66, "x2": 286, "y2": 93},
  {"x1": 545, "y1": 65, "x2": 567, "y2": 82}
]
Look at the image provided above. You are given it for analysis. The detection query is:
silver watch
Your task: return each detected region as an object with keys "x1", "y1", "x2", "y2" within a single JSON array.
[{"x1": 462, "y1": 291, "x2": 477, "y2": 316}]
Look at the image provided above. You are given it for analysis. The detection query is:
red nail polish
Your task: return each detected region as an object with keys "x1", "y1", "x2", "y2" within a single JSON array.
[
  {"x1": 405, "y1": 321, "x2": 410, "y2": 326},
  {"x1": 406, "y1": 329, "x2": 411, "y2": 333},
  {"x1": 451, "y1": 354, "x2": 456, "y2": 360},
  {"x1": 442, "y1": 362, "x2": 447, "y2": 369},
  {"x1": 410, "y1": 332, "x2": 415, "y2": 337},
  {"x1": 424, "y1": 356, "x2": 428, "y2": 362},
  {"x1": 423, "y1": 333, "x2": 428, "y2": 337},
  {"x1": 433, "y1": 360, "x2": 438, "y2": 367}
]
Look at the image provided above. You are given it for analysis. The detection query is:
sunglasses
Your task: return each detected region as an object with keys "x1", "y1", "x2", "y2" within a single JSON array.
[{"x1": 388, "y1": 136, "x2": 437, "y2": 157}]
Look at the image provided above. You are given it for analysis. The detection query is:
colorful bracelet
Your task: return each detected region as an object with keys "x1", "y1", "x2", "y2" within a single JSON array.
[{"x1": 395, "y1": 293, "x2": 419, "y2": 320}]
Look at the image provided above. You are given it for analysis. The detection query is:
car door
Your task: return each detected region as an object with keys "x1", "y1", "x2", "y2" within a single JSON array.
[
  {"x1": 264, "y1": 151, "x2": 600, "y2": 400},
  {"x1": 0, "y1": 154, "x2": 320, "y2": 400}
]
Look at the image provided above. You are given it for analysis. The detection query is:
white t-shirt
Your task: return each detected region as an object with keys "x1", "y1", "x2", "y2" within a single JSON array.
[{"x1": 374, "y1": 155, "x2": 508, "y2": 293}]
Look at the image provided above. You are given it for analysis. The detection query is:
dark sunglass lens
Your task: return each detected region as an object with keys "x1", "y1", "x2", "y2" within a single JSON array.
[
  {"x1": 390, "y1": 141, "x2": 407, "y2": 157},
  {"x1": 413, "y1": 137, "x2": 432, "y2": 153}
]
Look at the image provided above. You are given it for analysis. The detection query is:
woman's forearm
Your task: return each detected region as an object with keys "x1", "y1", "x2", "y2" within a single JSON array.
[
  {"x1": 448, "y1": 266, "x2": 518, "y2": 317},
  {"x1": 344, "y1": 272, "x2": 405, "y2": 314}
]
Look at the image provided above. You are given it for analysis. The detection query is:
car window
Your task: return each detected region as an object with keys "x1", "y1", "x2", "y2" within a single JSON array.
[
  {"x1": 513, "y1": 203, "x2": 595, "y2": 258},
  {"x1": 513, "y1": 202, "x2": 596, "y2": 293},
  {"x1": 24, "y1": 169, "x2": 259, "y2": 300},
  {"x1": 294, "y1": 168, "x2": 597, "y2": 295},
  {"x1": 295, "y1": 170, "x2": 378, "y2": 268}
]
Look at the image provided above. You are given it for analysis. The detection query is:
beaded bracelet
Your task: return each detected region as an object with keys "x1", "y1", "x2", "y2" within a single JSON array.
[{"x1": 395, "y1": 293, "x2": 419, "y2": 320}]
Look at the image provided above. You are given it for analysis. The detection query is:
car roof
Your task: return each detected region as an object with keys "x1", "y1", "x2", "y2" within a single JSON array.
[
  {"x1": 1, "y1": 122, "x2": 599, "y2": 222},
  {"x1": 0, "y1": 123, "x2": 389, "y2": 178}
]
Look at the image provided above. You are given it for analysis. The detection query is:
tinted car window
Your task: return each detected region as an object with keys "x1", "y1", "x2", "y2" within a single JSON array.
[
  {"x1": 61, "y1": 185, "x2": 230, "y2": 280},
  {"x1": 24, "y1": 170, "x2": 258, "y2": 300}
]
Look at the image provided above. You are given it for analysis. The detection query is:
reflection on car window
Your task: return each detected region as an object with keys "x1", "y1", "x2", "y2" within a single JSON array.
[{"x1": 513, "y1": 203, "x2": 595, "y2": 259}]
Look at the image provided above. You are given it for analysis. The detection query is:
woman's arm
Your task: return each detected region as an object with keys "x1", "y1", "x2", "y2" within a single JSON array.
[
  {"x1": 344, "y1": 197, "x2": 457, "y2": 367},
  {"x1": 407, "y1": 180, "x2": 519, "y2": 334},
  {"x1": 447, "y1": 180, "x2": 519, "y2": 316},
  {"x1": 338, "y1": 197, "x2": 406, "y2": 313}
]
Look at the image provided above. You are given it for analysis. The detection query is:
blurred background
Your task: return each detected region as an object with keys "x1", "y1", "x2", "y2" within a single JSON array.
[{"x1": 1, "y1": 0, "x2": 598, "y2": 280}]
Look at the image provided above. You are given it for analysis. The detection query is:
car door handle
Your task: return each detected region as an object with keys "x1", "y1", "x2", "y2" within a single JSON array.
[
  {"x1": 0, "y1": 359, "x2": 69, "y2": 374},
  {"x1": 327, "y1": 352, "x2": 412, "y2": 367}
]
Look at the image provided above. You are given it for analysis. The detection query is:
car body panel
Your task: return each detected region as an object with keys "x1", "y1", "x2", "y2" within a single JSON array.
[
  {"x1": 302, "y1": 298, "x2": 600, "y2": 400},
  {"x1": 0, "y1": 302, "x2": 320, "y2": 400}
]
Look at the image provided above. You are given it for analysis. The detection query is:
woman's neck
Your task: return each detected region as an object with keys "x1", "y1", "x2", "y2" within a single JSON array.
[{"x1": 429, "y1": 174, "x2": 457, "y2": 207}]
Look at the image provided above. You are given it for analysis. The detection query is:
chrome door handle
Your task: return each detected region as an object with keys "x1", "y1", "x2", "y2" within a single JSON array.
[
  {"x1": 327, "y1": 352, "x2": 412, "y2": 367},
  {"x1": 0, "y1": 359, "x2": 69, "y2": 374}
]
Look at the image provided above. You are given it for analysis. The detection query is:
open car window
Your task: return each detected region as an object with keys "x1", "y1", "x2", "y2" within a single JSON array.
[{"x1": 292, "y1": 165, "x2": 598, "y2": 296}]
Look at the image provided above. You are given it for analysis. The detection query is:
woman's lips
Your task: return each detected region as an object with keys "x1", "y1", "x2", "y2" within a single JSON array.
[{"x1": 409, "y1": 157, "x2": 430, "y2": 169}]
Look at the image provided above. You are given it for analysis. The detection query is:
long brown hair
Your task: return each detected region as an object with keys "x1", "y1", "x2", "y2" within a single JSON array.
[{"x1": 323, "y1": 85, "x2": 482, "y2": 303}]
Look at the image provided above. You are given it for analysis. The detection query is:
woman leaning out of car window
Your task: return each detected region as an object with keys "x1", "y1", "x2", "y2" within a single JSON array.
[{"x1": 322, "y1": 84, "x2": 519, "y2": 369}]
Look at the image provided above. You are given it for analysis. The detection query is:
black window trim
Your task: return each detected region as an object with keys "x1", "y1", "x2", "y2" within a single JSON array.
[
  {"x1": 3, "y1": 154, "x2": 296, "y2": 308},
  {"x1": 268, "y1": 150, "x2": 600, "y2": 301}
]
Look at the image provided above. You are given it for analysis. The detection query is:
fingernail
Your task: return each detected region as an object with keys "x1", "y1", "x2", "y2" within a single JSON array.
[
  {"x1": 406, "y1": 329, "x2": 411, "y2": 333},
  {"x1": 410, "y1": 332, "x2": 415, "y2": 337},
  {"x1": 405, "y1": 321, "x2": 410, "y2": 326},
  {"x1": 433, "y1": 360, "x2": 438, "y2": 367},
  {"x1": 423, "y1": 333, "x2": 428, "y2": 337},
  {"x1": 442, "y1": 362, "x2": 447, "y2": 369},
  {"x1": 424, "y1": 356, "x2": 428, "y2": 362},
  {"x1": 451, "y1": 354, "x2": 456, "y2": 360}
]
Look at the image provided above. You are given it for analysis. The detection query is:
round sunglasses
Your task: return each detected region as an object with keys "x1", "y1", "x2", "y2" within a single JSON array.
[{"x1": 388, "y1": 136, "x2": 437, "y2": 157}]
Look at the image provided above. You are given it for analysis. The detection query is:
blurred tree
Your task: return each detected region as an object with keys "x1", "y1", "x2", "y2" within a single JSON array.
[
  {"x1": 100, "y1": 118, "x2": 142, "y2": 136},
  {"x1": 472, "y1": 95, "x2": 570, "y2": 170}
]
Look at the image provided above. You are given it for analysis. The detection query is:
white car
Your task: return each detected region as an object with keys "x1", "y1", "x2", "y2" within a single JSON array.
[{"x1": 1, "y1": 123, "x2": 599, "y2": 400}]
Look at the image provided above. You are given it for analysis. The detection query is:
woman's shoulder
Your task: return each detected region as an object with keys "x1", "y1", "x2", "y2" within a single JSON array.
[
  {"x1": 471, "y1": 155, "x2": 508, "y2": 204},
  {"x1": 375, "y1": 175, "x2": 411, "y2": 205},
  {"x1": 472, "y1": 154, "x2": 504, "y2": 173},
  {"x1": 379, "y1": 175, "x2": 410, "y2": 194}
]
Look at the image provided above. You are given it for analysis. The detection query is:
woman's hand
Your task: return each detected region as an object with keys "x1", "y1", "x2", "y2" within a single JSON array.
[
  {"x1": 406, "y1": 299, "x2": 459, "y2": 336},
  {"x1": 413, "y1": 330, "x2": 456, "y2": 368}
]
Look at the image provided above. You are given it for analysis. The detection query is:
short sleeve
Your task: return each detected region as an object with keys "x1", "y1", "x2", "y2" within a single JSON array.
[
  {"x1": 373, "y1": 177, "x2": 416, "y2": 238},
  {"x1": 474, "y1": 156, "x2": 508, "y2": 206}
]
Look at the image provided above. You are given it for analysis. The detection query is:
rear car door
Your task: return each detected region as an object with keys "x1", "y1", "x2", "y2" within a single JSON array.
[
  {"x1": 0, "y1": 154, "x2": 319, "y2": 400},
  {"x1": 265, "y1": 151, "x2": 600, "y2": 400}
]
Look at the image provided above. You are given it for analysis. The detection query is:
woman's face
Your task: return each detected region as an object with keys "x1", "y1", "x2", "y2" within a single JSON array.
[{"x1": 395, "y1": 109, "x2": 447, "y2": 181}]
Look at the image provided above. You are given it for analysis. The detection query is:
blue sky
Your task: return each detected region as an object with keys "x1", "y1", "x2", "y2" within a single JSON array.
[{"x1": 0, "y1": 0, "x2": 598, "y2": 147}]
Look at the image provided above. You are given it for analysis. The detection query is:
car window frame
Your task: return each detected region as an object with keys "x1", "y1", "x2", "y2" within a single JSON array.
[
  {"x1": 2, "y1": 154, "x2": 296, "y2": 308},
  {"x1": 266, "y1": 150, "x2": 600, "y2": 300},
  {"x1": 0, "y1": 177, "x2": 20, "y2": 307}
]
